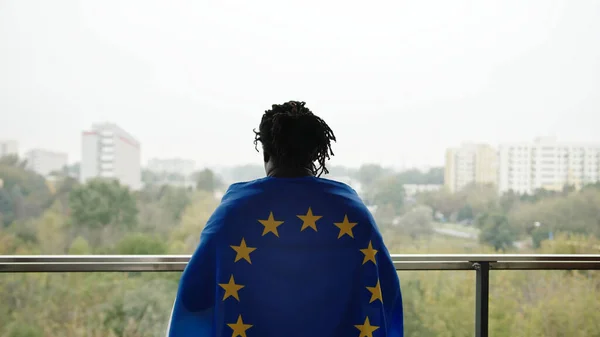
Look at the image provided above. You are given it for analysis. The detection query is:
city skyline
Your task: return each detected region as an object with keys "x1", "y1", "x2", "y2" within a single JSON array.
[
  {"x1": 4, "y1": 132, "x2": 600, "y2": 171},
  {"x1": 2, "y1": 1, "x2": 599, "y2": 169}
]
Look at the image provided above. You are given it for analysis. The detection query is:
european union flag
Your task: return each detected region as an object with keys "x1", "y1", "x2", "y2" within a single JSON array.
[{"x1": 167, "y1": 176, "x2": 403, "y2": 337}]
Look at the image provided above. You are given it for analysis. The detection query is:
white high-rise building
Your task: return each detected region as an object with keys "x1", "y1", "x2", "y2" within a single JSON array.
[
  {"x1": 0, "y1": 140, "x2": 18, "y2": 157},
  {"x1": 444, "y1": 143, "x2": 498, "y2": 193},
  {"x1": 498, "y1": 137, "x2": 600, "y2": 194},
  {"x1": 25, "y1": 149, "x2": 68, "y2": 176},
  {"x1": 81, "y1": 123, "x2": 141, "y2": 190}
]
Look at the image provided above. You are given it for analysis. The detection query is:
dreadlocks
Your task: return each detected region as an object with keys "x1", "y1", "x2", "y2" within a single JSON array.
[{"x1": 254, "y1": 101, "x2": 336, "y2": 177}]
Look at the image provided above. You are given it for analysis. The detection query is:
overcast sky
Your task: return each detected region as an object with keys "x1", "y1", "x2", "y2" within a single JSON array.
[{"x1": 1, "y1": 0, "x2": 599, "y2": 169}]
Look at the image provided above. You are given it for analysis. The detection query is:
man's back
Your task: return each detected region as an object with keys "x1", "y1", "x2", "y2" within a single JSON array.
[{"x1": 169, "y1": 176, "x2": 403, "y2": 337}]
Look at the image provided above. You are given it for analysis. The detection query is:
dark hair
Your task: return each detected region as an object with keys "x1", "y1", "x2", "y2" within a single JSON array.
[{"x1": 254, "y1": 101, "x2": 336, "y2": 176}]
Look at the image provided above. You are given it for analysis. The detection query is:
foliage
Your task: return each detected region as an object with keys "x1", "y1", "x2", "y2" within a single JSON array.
[
  {"x1": 392, "y1": 205, "x2": 434, "y2": 240},
  {"x1": 5, "y1": 323, "x2": 44, "y2": 337},
  {"x1": 0, "y1": 156, "x2": 53, "y2": 225},
  {"x1": 0, "y1": 162, "x2": 600, "y2": 337},
  {"x1": 355, "y1": 164, "x2": 388, "y2": 187},
  {"x1": 396, "y1": 167, "x2": 444, "y2": 185},
  {"x1": 477, "y1": 213, "x2": 517, "y2": 251},
  {"x1": 69, "y1": 236, "x2": 92, "y2": 254},
  {"x1": 0, "y1": 187, "x2": 15, "y2": 225},
  {"x1": 418, "y1": 188, "x2": 463, "y2": 220},
  {"x1": 370, "y1": 176, "x2": 405, "y2": 213},
  {"x1": 508, "y1": 188, "x2": 600, "y2": 238},
  {"x1": 159, "y1": 186, "x2": 192, "y2": 221},
  {"x1": 169, "y1": 191, "x2": 219, "y2": 253},
  {"x1": 69, "y1": 179, "x2": 138, "y2": 230},
  {"x1": 192, "y1": 169, "x2": 223, "y2": 192},
  {"x1": 115, "y1": 233, "x2": 167, "y2": 255},
  {"x1": 0, "y1": 154, "x2": 27, "y2": 168},
  {"x1": 457, "y1": 184, "x2": 498, "y2": 217},
  {"x1": 141, "y1": 169, "x2": 188, "y2": 187},
  {"x1": 355, "y1": 166, "x2": 443, "y2": 206},
  {"x1": 456, "y1": 205, "x2": 473, "y2": 222}
]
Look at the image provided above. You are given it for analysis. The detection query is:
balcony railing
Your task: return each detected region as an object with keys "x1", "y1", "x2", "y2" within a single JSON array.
[{"x1": 1, "y1": 254, "x2": 600, "y2": 337}]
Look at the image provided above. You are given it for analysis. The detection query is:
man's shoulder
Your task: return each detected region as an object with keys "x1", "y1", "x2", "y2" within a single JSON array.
[
  {"x1": 225, "y1": 176, "x2": 359, "y2": 198},
  {"x1": 315, "y1": 176, "x2": 359, "y2": 193},
  {"x1": 208, "y1": 176, "x2": 373, "y2": 231},
  {"x1": 221, "y1": 177, "x2": 269, "y2": 199}
]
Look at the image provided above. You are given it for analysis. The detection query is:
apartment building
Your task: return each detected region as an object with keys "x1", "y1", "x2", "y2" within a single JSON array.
[
  {"x1": 25, "y1": 149, "x2": 68, "y2": 176},
  {"x1": 444, "y1": 143, "x2": 498, "y2": 193},
  {"x1": 0, "y1": 140, "x2": 18, "y2": 157},
  {"x1": 498, "y1": 137, "x2": 600, "y2": 194},
  {"x1": 146, "y1": 158, "x2": 196, "y2": 187},
  {"x1": 147, "y1": 158, "x2": 196, "y2": 177},
  {"x1": 81, "y1": 123, "x2": 141, "y2": 190}
]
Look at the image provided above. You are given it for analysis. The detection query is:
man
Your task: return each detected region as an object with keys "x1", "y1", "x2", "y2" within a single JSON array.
[{"x1": 167, "y1": 101, "x2": 403, "y2": 337}]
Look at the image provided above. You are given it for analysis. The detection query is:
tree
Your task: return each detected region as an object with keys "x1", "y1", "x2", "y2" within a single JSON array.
[
  {"x1": 115, "y1": 233, "x2": 168, "y2": 255},
  {"x1": 0, "y1": 160, "x2": 52, "y2": 223},
  {"x1": 192, "y1": 168, "x2": 223, "y2": 192},
  {"x1": 418, "y1": 188, "x2": 463, "y2": 220},
  {"x1": 68, "y1": 236, "x2": 91, "y2": 254},
  {"x1": 423, "y1": 167, "x2": 444, "y2": 184},
  {"x1": 392, "y1": 205, "x2": 434, "y2": 239},
  {"x1": 520, "y1": 188, "x2": 559, "y2": 203},
  {"x1": 371, "y1": 176, "x2": 405, "y2": 212},
  {"x1": 34, "y1": 204, "x2": 68, "y2": 254},
  {"x1": 160, "y1": 186, "x2": 192, "y2": 221},
  {"x1": 0, "y1": 154, "x2": 27, "y2": 169},
  {"x1": 457, "y1": 184, "x2": 499, "y2": 218},
  {"x1": 396, "y1": 167, "x2": 444, "y2": 185},
  {"x1": 499, "y1": 191, "x2": 520, "y2": 213},
  {"x1": 508, "y1": 188, "x2": 600, "y2": 238},
  {"x1": 0, "y1": 188, "x2": 14, "y2": 226},
  {"x1": 476, "y1": 213, "x2": 517, "y2": 251},
  {"x1": 355, "y1": 164, "x2": 387, "y2": 187},
  {"x1": 10, "y1": 185, "x2": 25, "y2": 220},
  {"x1": 5, "y1": 323, "x2": 44, "y2": 337},
  {"x1": 456, "y1": 205, "x2": 473, "y2": 222},
  {"x1": 169, "y1": 191, "x2": 219, "y2": 253},
  {"x1": 69, "y1": 179, "x2": 138, "y2": 230},
  {"x1": 373, "y1": 203, "x2": 396, "y2": 229},
  {"x1": 141, "y1": 169, "x2": 160, "y2": 186},
  {"x1": 53, "y1": 176, "x2": 79, "y2": 215},
  {"x1": 531, "y1": 225, "x2": 552, "y2": 249}
]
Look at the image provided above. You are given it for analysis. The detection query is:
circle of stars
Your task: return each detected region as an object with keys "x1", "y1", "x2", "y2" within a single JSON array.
[{"x1": 220, "y1": 207, "x2": 382, "y2": 337}]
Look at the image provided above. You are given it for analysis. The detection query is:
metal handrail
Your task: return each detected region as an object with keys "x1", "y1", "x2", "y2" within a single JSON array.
[
  {"x1": 0, "y1": 254, "x2": 599, "y2": 273},
  {"x1": 1, "y1": 254, "x2": 599, "y2": 337}
]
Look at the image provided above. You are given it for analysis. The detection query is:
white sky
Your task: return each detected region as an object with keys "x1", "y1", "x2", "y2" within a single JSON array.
[{"x1": 1, "y1": 0, "x2": 599, "y2": 169}]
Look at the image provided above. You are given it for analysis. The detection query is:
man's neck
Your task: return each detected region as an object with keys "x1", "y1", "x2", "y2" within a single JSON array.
[{"x1": 267, "y1": 166, "x2": 314, "y2": 178}]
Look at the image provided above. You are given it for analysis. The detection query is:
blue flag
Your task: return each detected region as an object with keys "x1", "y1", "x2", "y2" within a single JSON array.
[{"x1": 167, "y1": 176, "x2": 403, "y2": 337}]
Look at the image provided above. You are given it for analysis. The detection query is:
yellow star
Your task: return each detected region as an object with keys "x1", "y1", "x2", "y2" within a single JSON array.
[
  {"x1": 334, "y1": 215, "x2": 358, "y2": 238},
  {"x1": 227, "y1": 315, "x2": 253, "y2": 337},
  {"x1": 218, "y1": 275, "x2": 245, "y2": 302},
  {"x1": 366, "y1": 280, "x2": 383, "y2": 303},
  {"x1": 297, "y1": 207, "x2": 322, "y2": 232},
  {"x1": 230, "y1": 238, "x2": 256, "y2": 264},
  {"x1": 360, "y1": 240, "x2": 378, "y2": 265},
  {"x1": 258, "y1": 212, "x2": 284, "y2": 237},
  {"x1": 355, "y1": 316, "x2": 379, "y2": 337}
]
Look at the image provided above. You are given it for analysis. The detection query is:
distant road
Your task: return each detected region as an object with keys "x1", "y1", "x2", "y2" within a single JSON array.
[
  {"x1": 434, "y1": 228, "x2": 478, "y2": 240},
  {"x1": 434, "y1": 225, "x2": 531, "y2": 250}
]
